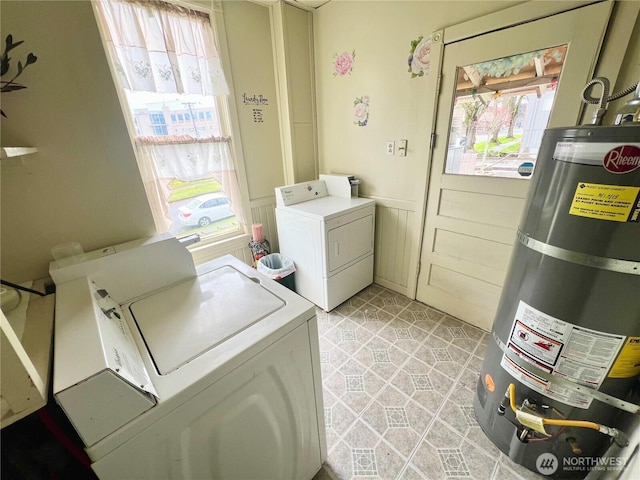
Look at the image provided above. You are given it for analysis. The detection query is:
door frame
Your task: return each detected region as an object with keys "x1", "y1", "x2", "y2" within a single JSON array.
[{"x1": 406, "y1": 0, "x2": 636, "y2": 301}]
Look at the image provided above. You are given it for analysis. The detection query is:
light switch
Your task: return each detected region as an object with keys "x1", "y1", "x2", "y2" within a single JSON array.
[{"x1": 398, "y1": 139, "x2": 408, "y2": 157}]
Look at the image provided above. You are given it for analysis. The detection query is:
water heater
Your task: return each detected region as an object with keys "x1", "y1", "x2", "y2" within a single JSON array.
[{"x1": 474, "y1": 80, "x2": 640, "y2": 479}]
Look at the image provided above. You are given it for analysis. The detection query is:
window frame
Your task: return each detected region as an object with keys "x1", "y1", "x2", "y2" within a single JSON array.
[{"x1": 92, "y1": 0, "x2": 254, "y2": 260}]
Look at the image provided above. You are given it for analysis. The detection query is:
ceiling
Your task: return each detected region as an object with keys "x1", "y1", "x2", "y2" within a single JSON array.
[{"x1": 284, "y1": 0, "x2": 332, "y2": 10}]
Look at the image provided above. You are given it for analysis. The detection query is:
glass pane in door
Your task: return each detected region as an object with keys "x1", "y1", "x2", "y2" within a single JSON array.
[{"x1": 445, "y1": 45, "x2": 567, "y2": 178}]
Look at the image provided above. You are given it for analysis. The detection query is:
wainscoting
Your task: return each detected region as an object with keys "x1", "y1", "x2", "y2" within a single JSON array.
[
  {"x1": 191, "y1": 196, "x2": 280, "y2": 266},
  {"x1": 250, "y1": 196, "x2": 280, "y2": 253},
  {"x1": 372, "y1": 197, "x2": 418, "y2": 299},
  {"x1": 192, "y1": 195, "x2": 421, "y2": 302}
]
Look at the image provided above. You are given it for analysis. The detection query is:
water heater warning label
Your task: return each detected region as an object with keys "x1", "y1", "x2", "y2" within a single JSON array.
[
  {"x1": 569, "y1": 183, "x2": 640, "y2": 222},
  {"x1": 609, "y1": 337, "x2": 640, "y2": 378},
  {"x1": 501, "y1": 301, "x2": 625, "y2": 409}
]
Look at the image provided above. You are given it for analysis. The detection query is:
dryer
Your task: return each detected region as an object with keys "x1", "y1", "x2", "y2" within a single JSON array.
[
  {"x1": 275, "y1": 174, "x2": 375, "y2": 311},
  {"x1": 50, "y1": 235, "x2": 326, "y2": 480}
]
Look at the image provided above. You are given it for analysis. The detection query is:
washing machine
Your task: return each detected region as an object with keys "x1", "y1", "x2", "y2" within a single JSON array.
[
  {"x1": 275, "y1": 174, "x2": 375, "y2": 311},
  {"x1": 50, "y1": 235, "x2": 326, "y2": 480}
]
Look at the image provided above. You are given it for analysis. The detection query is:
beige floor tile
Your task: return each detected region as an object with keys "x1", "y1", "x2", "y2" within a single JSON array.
[{"x1": 319, "y1": 285, "x2": 540, "y2": 480}]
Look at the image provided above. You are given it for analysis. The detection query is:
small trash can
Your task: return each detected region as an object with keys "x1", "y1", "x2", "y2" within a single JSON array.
[{"x1": 257, "y1": 253, "x2": 296, "y2": 291}]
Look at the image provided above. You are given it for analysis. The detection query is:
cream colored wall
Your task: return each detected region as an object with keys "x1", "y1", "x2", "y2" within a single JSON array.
[
  {"x1": 3, "y1": 0, "x2": 635, "y2": 287},
  {"x1": 314, "y1": 1, "x2": 521, "y2": 200},
  {"x1": 313, "y1": 0, "x2": 640, "y2": 294},
  {"x1": 603, "y1": 7, "x2": 640, "y2": 124},
  {"x1": 281, "y1": 2, "x2": 318, "y2": 183},
  {"x1": 223, "y1": 0, "x2": 316, "y2": 253},
  {"x1": 222, "y1": 1, "x2": 285, "y2": 201},
  {"x1": 0, "y1": 1, "x2": 155, "y2": 283},
  {"x1": 616, "y1": 14, "x2": 640, "y2": 90},
  {"x1": 313, "y1": 0, "x2": 521, "y2": 293},
  {"x1": 0, "y1": 0, "x2": 293, "y2": 282}
]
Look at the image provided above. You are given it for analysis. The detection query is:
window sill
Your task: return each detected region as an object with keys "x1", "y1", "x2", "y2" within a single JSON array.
[{"x1": 188, "y1": 232, "x2": 252, "y2": 266}]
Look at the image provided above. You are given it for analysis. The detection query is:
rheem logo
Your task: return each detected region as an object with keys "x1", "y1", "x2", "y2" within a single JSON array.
[
  {"x1": 603, "y1": 145, "x2": 640, "y2": 174},
  {"x1": 536, "y1": 453, "x2": 559, "y2": 475}
]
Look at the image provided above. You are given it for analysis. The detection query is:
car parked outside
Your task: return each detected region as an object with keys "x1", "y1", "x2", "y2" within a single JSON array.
[{"x1": 178, "y1": 193, "x2": 233, "y2": 227}]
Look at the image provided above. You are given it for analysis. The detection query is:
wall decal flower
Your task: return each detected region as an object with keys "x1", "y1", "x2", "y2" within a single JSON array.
[
  {"x1": 408, "y1": 35, "x2": 431, "y2": 78},
  {"x1": 333, "y1": 50, "x2": 355, "y2": 76},
  {"x1": 353, "y1": 95, "x2": 369, "y2": 126}
]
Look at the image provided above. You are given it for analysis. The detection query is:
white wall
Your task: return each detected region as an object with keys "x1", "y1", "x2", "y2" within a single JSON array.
[
  {"x1": 603, "y1": 9, "x2": 640, "y2": 125},
  {"x1": 279, "y1": 1, "x2": 318, "y2": 184},
  {"x1": 0, "y1": 0, "x2": 302, "y2": 280},
  {"x1": 313, "y1": 0, "x2": 522, "y2": 293},
  {"x1": 313, "y1": 0, "x2": 640, "y2": 295},
  {"x1": 314, "y1": 1, "x2": 522, "y2": 200},
  {"x1": 222, "y1": 0, "x2": 315, "y2": 253},
  {"x1": 223, "y1": 1, "x2": 285, "y2": 201},
  {"x1": 2, "y1": 0, "x2": 637, "y2": 288},
  {"x1": 1, "y1": 1, "x2": 156, "y2": 283}
]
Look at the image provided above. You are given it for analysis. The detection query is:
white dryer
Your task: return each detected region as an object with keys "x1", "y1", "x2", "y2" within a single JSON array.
[
  {"x1": 50, "y1": 235, "x2": 326, "y2": 480},
  {"x1": 275, "y1": 174, "x2": 375, "y2": 311}
]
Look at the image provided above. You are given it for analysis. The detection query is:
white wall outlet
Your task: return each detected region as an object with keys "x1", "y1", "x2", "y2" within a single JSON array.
[
  {"x1": 398, "y1": 139, "x2": 408, "y2": 157},
  {"x1": 386, "y1": 141, "x2": 395, "y2": 156}
]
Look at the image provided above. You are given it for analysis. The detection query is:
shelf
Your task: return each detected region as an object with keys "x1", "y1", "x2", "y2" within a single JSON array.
[
  {"x1": 1, "y1": 147, "x2": 38, "y2": 159},
  {"x1": 1, "y1": 279, "x2": 55, "y2": 429}
]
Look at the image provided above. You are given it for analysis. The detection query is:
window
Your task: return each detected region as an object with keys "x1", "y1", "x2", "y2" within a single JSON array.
[
  {"x1": 149, "y1": 113, "x2": 165, "y2": 125},
  {"x1": 94, "y1": 0, "x2": 246, "y2": 242},
  {"x1": 445, "y1": 46, "x2": 567, "y2": 178},
  {"x1": 152, "y1": 125, "x2": 168, "y2": 135}
]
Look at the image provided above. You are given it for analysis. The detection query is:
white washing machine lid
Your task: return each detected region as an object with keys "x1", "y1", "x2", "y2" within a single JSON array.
[
  {"x1": 278, "y1": 196, "x2": 374, "y2": 221},
  {"x1": 129, "y1": 265, "x2": 285, "y2": 374}
]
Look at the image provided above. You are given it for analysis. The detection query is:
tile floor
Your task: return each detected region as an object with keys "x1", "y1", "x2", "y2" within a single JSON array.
[{"x1": 316, "y1": 284, "x2": 544, "y2": 480}]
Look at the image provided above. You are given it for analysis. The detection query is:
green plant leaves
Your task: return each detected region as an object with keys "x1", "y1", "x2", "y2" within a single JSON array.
[
  {"x1": 1, "y1": 33, "x2": 38, "y2": 117},
  {"x1": 2, "y1": 84, "x2": 27, "y2": 92}
]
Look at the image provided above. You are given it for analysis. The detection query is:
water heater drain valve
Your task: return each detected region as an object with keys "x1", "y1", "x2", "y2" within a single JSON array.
[{"x1": 502, "y1": 384, "x2": 630, "y2": 447}]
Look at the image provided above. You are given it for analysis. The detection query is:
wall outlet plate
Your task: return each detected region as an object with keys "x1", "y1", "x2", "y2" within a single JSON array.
[{"x1": 386, "y1": 141, "x2": 395, "y2": 155}]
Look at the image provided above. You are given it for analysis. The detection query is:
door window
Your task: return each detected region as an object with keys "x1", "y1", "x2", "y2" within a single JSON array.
[{"x1": 445, "y1": 45, "x2": 567, "y2": 179}]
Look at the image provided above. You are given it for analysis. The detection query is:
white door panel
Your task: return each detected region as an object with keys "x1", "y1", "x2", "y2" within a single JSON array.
[
  {"x1": 429, "y1": 265, "x2": 502, "y2": 310},
  {"x1": 437, "y1": 190, "x2": 526, "y2": 228},
  {"x1": 417, "y1": 2, "x2": 612, "y2": 330},
  {"x1": 433, "y1": 230, "x2": 513, "y2": 273}
]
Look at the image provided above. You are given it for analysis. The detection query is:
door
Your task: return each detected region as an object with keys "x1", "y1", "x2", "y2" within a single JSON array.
[{"x1": 416, "y1": 2, "x2": 612, "y2": 331}]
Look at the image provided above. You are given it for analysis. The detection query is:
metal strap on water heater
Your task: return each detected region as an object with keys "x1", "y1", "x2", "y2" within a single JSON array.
[
  {"x1": 517, "y1": 230, "x2": 640, "y2": 275},
  {"x1": 493, "y1": 332, "x2": 640, "y2": 415}
]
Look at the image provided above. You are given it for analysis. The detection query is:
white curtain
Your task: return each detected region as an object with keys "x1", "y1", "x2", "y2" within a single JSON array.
[
  {"x1": 95, "y1": 0, "x2": 229, "y2": 96},
  {"x1": 136, "y1": 136, "x2": 231, "y2": 179},
  {"x1": 95, "y1": 0, "x2": 244, "y2": 234},
  {"x1": 135, "y1": 136, "x2": 245, "y2": 231}
]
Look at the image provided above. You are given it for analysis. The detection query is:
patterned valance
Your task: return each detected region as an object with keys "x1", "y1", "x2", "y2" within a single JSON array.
[
  {"x1": 135, "y1": 135, "x2": 231, "y2": 146},
  {"x1": 95, "y1": 0, "x2": 229, "y2": 96}
]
